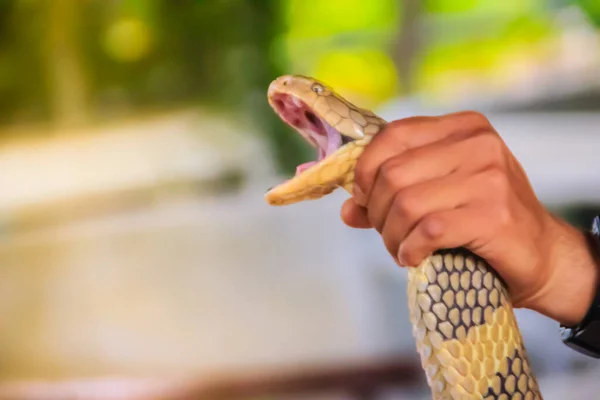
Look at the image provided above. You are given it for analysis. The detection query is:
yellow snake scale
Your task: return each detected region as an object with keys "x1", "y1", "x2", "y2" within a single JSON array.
[{"x1": 264, "y1": 75, "x2": 543, "y2": 399}]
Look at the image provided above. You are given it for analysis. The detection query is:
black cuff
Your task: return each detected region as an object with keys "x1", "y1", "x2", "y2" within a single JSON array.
[{"x1": 560, "y1": 215, "x2": 600, "y2": 358}]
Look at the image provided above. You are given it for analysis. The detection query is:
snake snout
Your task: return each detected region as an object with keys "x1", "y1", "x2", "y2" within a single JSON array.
[{"x1": 268, "y1": 75, "x2": 293, "y2": 95}]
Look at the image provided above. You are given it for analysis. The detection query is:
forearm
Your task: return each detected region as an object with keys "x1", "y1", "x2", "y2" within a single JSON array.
[{"x1": 530, "y1": 214, "x2": 600, "y2": 326}]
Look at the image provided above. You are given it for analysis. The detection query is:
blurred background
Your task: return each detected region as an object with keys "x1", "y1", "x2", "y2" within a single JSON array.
[{"x1": 0, "y1": 0, "x2": 599, "y2": 399}]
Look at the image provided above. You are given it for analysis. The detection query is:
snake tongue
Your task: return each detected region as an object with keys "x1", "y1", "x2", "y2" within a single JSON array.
[
  {"x1": 322, "y1": 122, "x2": 342, "y2": 159},
  {"x1": 310, "y1": 121, "x2": 341, "y2": 173},
  {"x1": 290, "y1": 120, "x2": 345, "y2": 176}
]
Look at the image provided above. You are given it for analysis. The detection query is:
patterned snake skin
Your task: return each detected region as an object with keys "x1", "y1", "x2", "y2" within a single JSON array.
[{"x1": 264, "y1": 75, "x2": 543, "y2": 399}]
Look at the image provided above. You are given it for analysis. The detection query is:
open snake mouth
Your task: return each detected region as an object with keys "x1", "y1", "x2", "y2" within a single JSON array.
[{"x1": 270, "y1": 92, "x2": 354, "y2": 175}]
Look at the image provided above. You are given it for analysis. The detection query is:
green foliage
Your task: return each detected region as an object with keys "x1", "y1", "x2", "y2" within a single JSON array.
[
  {"x1": 575, "y1": 0, "x2": 600, "y2": 27},
  {"x1": 424, "y1": 0, "x2": 480, "y2": 14},
  {"x1": 0, "y1": 0, "x2": 598, "y2": 174},
  {"x1": 0, "y1": 0, "x2": 50, "y2": 125},
  {"x1": 416, "y1": 1, "x2": 556, "y2": 95},
  {"x1": 425, "y1": 0, "x2": 547, "y2": 15},
  {"x1": 284, "y1": 0, "x2": 398, "y2": 39}
]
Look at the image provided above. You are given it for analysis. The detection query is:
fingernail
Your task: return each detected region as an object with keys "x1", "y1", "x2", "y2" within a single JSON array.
[{"x1": 397, "y1": 247, "x2": 407, "y2": 267}]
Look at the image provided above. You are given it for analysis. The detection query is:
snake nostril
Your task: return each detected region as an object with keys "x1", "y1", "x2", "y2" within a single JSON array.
[{"x1": 280, "y1": 75, "x2": 292, "y2": 86}]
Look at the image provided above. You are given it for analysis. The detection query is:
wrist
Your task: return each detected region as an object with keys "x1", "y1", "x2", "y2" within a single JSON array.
[{"x1": 530, "y1": 214, "x2": 600, "y2": 326}]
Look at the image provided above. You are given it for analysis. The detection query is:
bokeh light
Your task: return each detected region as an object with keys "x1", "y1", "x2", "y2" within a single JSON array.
[
  {"x1": 313, "y1": 49, "x2": 398, "y2": 106},
  {"x1": 103, "y1": 18, "x2": 152, "y2": 63}
]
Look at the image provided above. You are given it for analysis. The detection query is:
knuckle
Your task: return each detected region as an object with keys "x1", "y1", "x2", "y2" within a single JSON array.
[
  {"x1": 387, "y1": 116, "x2": 433, "y2": 131},
  {"x1": 379, "y1": 159, "x2": 398, "y2": 183},
  {"x1": 474, "y1": 131, "x2": 505, "y2": 164},
  {"x1": 462, "y1": 110, "x2": 491, "y2": 127},
  {"x1": 393, "y1": 191, "x2": 420, "y2": 220},
  {"x1": 491, "y1": 201, "x2": 512, "y2": 228},
  {"x1": 384, "y1": 116, "x2": 440, "y2": 141},
  {"x1": 421, "y1": 214, "x2": 446, "y2": 241},
  {"x1": 379, "y1": 158, "x2": 410, "y2": 189},
  {"x1": 485, "y1": 167, "x2": 509, "y2": 195},
  {"x1": 381, "y1": 120, "x2": 408, "y2": 138},
  {"x1": 385, "y1": 119, "x2": 406, "y2": 132}
]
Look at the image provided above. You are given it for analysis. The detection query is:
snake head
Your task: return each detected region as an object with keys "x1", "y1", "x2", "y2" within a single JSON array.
[
  {"x1": 267, "y1": 75, "x2": 382, "y2": 143},
  {"x1": 265, "y1": 75, "x2": 385, "y2": 206}
]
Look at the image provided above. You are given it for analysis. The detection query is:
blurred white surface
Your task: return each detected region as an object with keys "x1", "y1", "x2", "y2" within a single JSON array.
[{"x1": 0, "y1": 186, "x2": 414, "y2": 377}]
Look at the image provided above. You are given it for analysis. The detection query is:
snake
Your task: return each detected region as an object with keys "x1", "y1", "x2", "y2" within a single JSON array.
[{"x1": 263, "y1": 75, "x2": 543, "y2": 400}]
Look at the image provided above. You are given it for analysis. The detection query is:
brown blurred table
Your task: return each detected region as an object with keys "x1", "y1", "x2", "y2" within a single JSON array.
[
  {"x1": 171, "y1": 357, "x2": 424, "y2": 400},
  {"x1": 0, "y1": 357, "x2": 424, "y2": 400}
]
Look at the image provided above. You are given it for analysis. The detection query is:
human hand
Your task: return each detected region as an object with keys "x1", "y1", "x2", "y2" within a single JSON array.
[{"x1": 341, "y1": 111, "x2": 599, "y2": 326}]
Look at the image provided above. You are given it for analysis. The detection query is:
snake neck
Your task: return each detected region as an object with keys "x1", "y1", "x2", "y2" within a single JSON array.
[{"x1": 408, "y1": 249, "x2": 543, "y2": 399}]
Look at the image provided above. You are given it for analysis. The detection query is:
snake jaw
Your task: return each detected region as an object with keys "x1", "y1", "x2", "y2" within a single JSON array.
[
  {"x1": 265, "y1": 75, "x2": 380, "y2": 205},
  {"x1": 269, "y1": 92, "x2": 351, "y2": 173}
]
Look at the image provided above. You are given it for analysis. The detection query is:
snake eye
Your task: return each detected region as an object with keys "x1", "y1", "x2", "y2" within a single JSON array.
[{"x1": 311, "y1": 83, "x2": 324, "y2": 94}]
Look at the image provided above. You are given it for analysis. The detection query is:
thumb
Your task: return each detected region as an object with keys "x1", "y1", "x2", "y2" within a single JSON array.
[{"x1": 340, "y1": 198, "x2": 372, "y2": 229}]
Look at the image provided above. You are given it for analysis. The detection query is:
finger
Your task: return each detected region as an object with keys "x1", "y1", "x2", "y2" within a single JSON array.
[
  {"x1": 397, "y1": 205, "x2": 493, "y2": 267},
  {"x1": 366, "y1": 130, "x2": 496, "y2": 232},
  {"x1": 340, "y1": 198, "x2": 372, "y2": 229},
  {"x1": 379, "y1": 171, "x2": 483, "y2": 257},
  {"x1": 354, "y1": 111, "x2": 492, "y2": 206}
]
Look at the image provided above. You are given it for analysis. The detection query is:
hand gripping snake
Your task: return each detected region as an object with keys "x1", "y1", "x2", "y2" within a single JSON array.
[{"x1": 264, "y1": 75, "x2": 543, "y2": 400}]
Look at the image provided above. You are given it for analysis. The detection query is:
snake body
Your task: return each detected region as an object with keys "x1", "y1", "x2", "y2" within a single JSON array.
[{"x1": 264, "y1": 75, "x2": 543, "y2": 399}]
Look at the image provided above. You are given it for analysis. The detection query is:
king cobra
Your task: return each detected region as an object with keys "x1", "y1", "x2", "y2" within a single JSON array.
[{"x1": 264, "y1": 75, "x2": 543, "y2": 399}]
